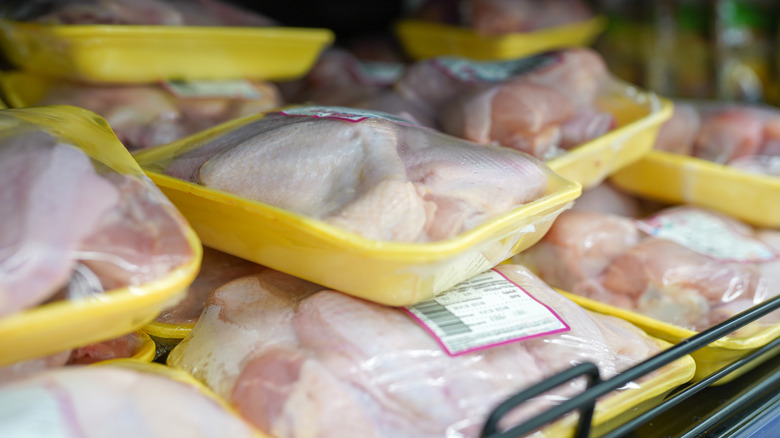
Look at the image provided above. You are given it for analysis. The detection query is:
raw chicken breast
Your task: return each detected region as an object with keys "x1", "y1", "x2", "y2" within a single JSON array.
[
  {"x1": 520, "y1": 207, "x2": 780, "y2": 331},
  {"x1": 285, "y1": 49, "x2": 403, "y2": 107},
  {"x1": 0, "y1": 351, "x2": 72, "y2": 385},
  {"x1": 163, "y1": 109, "x2": 549, "y2": 242},
  {"x1": 36, "y1": 80, "x2": 282, "y2": 151},
  {"x1": 169, "y1": 266, "x2": 661, "y2": 438},
  {"x1": 0, "y1": 365, "x2": 258, "y2": 438},
  {"x1": 68, "y1": 332, "x2": 146, "y2": 365},
  {"x1": 438, "y1": 49, "x2": 613, "y2": 158},
  {"x1": 653, "y1": 102, "x2": 700, "y2": 155},
  {"x1": 441, "y1": 81, "x2": 574, "y2": 159},
  {"x1": 517, "y1": 210, "x2": 640, "y2": 300},
  {"x1": 0, "y1": 132, "x2": 118, "y2": 317},
  {"x1": 570, "y1": 182, "x2": 641, "y2": 217},
  {"x1": 155, "y1": 247, "x2": 267, "y2": 325},
  {"x1": 694, "y1": 108, "x2": 764, "y2": 163},
  {"x1": 0, "y1": 126, "x2": 194, "y2": 318}
]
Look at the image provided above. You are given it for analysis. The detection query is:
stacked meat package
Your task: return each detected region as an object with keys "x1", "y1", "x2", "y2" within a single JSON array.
[{"x1": 1, "y1": 1, "x2": 778, "y2": 437}]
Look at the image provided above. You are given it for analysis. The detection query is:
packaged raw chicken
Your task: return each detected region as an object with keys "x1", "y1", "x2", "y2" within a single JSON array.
[
  {"x1": 518, "y1": 206, "x2": 780, "y2": 334},
  {"x1": 0, "y1": 362, "x2": 260, "y2": 438},
  {"x1": 168, "y1": 266, "x2": 693, "y2": 438},
  {"x1": 1, "y1": 72, "x2": 283, "y2": 151},
  {"x1": 0, "y1": 106, "x2": 201, "y2": 367},
  {"x1": 653, "y1": 101, "x2": 780, "y2": 176},
  {"x1": 153, "y1": 105, "x2": 553, "y2": 243},
  {"x1": 147, "y1": 247, "x2": 267, "y2": 338},
  {"x1": 0, "y1": 331, "x2": 154, "y2": 384},
  {"x1": 356, "y1": 48, "x2": 669, "y2": 171},
  {"x1": 4, "y1": 0, "x2": 276, "y2": 26},
  {"x1": 278, "y1": 48, "x2": 405, "y2": 108}
]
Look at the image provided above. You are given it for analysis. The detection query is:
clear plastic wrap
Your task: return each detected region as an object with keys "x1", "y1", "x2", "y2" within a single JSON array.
[
  {"x1": 653, "y1": 100, "x2": 780, "y2": 175},
  {"x1": 0, "y1": 105, "x2": 201, "y2": 367},
  {"x1": 0, "y1": 73, "x2": 283, "y2": 151},
  {"x1": 168, "y1": 266, "x2": 691, "y2": 438},
  {"x1": 147, "y1": 106, "x2": 552, "y2": 243},
  {"x1": 0, "y1": 331, "x2": 154, "y2": 384},
  {"x1": 0, "y1": 362, "x2": 260, "y2": 438},
  {"x1": 518, "y1": 205, "x2": 780, "y2": 334},
  {"x1": 0, "y1": 125, "x2": 193, "y2": 317}
]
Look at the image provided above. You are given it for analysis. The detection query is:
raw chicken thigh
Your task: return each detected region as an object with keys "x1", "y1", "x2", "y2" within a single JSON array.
[
  {"x1": 36, "y1": 80, "x2": 282, "y2": 151},
  {"x1": 519, "y1": 207, "x2": 780, "y2": 331},
  {"x1": 653, "y1": 102, "x2": 780, "y2": 176},
  {"x1": 155, "y1": 247, "x2": 267, "y2": 325},
  {"x1": 0, "y1": 365, "x2": 258, "y2": 438},
  {"x1": 0, "y1": 128, "x2": 193, "y2": 317},
  {"x1": 570, "y1": 182, "x2": 641, "y2": 217},
  {"x1": 162, "y1": 108, "x2": 550, "y2": 242},
  {"x1": 169, "y1": 266, "x2": 662, "y2": 438},
  {"x1": 440, "y1": 49, "x2": 614, "y2": 159},
  {"x1": 29, "y1": 0, "x2": 275, "y2": 26}
]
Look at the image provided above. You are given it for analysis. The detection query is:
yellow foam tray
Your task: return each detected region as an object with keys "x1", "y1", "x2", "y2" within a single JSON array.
[
  {"x1": 542, "y1": 337, "x2": 694, "y2": 437},
  {"x1": 133, "y1": 113, "x2": 582, "y2": 307},
  {"x1": 0, "y1": 20, "x2": 333, "y2": 83},
  {"x1": 0, "y1": 105, "x2": 202, "y2": 367},
  {"x1": 395, "y1": 17, "x2": 607, "y2": 61},
  {"x1": 610, "y1": 150, "x2": 780, "y2": 228},
  {"x1": 548, "y1": 89, "x2": 672, "y2": 189},
  {"x1": 560, "y1": 291, "x2": 780, "y2": 385},
  {"x1": 143, "y1": 320, "x2": 194, "y2": 340}
]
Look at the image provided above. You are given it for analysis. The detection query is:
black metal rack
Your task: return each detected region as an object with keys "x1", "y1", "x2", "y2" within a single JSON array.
[{"x1": 481, "y1": 295, "x2": 780, "y2": 438}]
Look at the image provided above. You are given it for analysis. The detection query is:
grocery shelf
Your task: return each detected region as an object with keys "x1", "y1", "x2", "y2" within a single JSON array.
[{"x1": 481, "y1": 296, "x2": 780, "y2": 437}]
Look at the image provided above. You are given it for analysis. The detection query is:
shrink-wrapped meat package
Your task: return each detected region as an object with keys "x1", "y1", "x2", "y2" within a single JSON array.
[
  {"x1": 169, "y1": 265, "x2": 692, "y2": 438},
  {"x1": 519, "y1": 206, "x2": 780, "y2": 334}
]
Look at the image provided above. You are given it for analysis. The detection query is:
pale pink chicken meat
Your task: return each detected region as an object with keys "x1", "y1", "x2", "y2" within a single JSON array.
[
  {"x1": 653, "y1": 102, "x2": 700, "y2": 155},
  {"x1": 163, "y1": 111, "x2": 549, "y2": 242},
  {"x1": 169, "y1": 266, "x2": 662, "y2": 438},
  {"x1": 155, "y1": 247, "x2": 267, "y2": 325},
  {"x1": 0, "y1": 366, "x2": 258, "y2": 438},
  {"x1": 37, "y1": 81, "x2": 282, "y2": 151},
  {"x1": 0, "y1": 124, "x2": 194, "y2": 320},
  {"x1": 0, "y1": 132, "x2": 119, "y2": 317},
  {"x1": 570, "y1": 182, "x2": 641, "y2": 217},
  {"x1": 520, "y1": 207, "x2": 780, "y2": 331},
  {"x1": 438, "y1": 49, "x2": 614, "y2": 158},
  {"x1": 693, "y1": 108, "x2": 764, "y2": 163}
]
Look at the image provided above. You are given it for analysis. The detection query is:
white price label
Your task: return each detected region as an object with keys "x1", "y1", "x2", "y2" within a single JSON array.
[
  {"x1": 163, "y1": 79, "x2": 263, "y2": 100},
  {"x1": 405, "y1": 269, "x2": 569, "y2": 356},
  {"x1": 637, "y1": 208, "x2": 779, "y2": 262}
]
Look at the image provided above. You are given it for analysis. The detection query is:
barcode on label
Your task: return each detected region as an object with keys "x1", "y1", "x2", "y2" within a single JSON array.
[{"x1": 413, "y1": 300, "x2": 471, "y2": 336}]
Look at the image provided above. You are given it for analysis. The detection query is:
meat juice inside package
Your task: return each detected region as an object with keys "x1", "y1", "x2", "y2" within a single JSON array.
[
  {"x1": 0, "y1": 121, "x2": 194, "y2": 318},
  {"x1": 168, "y1": 264, "x2": 675, "y2": 438},
  {"x1": 654, "y1": 101, "x2": 780, "y2": 177},
  {"x1": 156, "y1": 106, "x2": 552, "y2": 243},
  {"x1": 518, "y1": 205, "x2": 780, "y2": 333}
]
